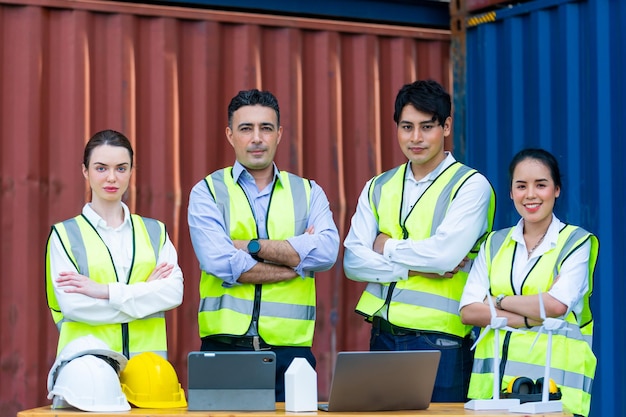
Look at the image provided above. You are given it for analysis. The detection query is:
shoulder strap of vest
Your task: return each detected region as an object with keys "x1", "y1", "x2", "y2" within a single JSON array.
[
  {"x1": 369, "y1": 162, "x2": 474, "y2": 208},
  {"x1": 49, "y1": 216, "x2": 84, "y2": 272},
  {"x1": 429, "y1": 162, "x2": 476, "y2": 228},
  {"x1": 486, "y1": 228, "x2": 513, "y2": 257},
  {"x1": 204, "y1": 167, "x2": 231, "y2": 201},
  {"x1": 55, "y1": 215, "x2": 97, "y2": 275},
  {"x1": 131, "y1": 214, "x2": 165, "y2": 261},
  {"x1": 555, "y1": 224, "x2": 594, "y2": 270},
  {"x1": 368, "y1": 164, "x2": 405, "y2": 220},
  {"x1": 484, "y1": 227, "x2": 514, "y2": 286},
  {"x1": 277, "y1": 170, "x2": 312, "y2": 203},
  {"x1": 273, "y1": 171, "x2": 312, "y2": 236}
]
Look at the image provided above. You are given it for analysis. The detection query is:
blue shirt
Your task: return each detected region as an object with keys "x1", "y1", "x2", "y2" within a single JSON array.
[{"x1": 188, "y1": 161, "x2": 339, "y2": 286}]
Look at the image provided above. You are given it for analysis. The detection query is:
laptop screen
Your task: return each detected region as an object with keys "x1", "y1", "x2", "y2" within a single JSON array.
[{"x1": 320, "y1": 350, "x2": 441, "y2": 412}]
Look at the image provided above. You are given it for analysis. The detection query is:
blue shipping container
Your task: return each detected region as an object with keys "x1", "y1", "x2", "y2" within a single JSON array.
[{"x1": 454, "y1": 0, "x2": 625, "y2": 416}]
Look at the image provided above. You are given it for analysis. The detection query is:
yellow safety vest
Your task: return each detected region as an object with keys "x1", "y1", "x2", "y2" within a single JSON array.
[
  {"x1": 355, "y1": 162, "x2": 496, "y2": 337},
  {"x1": 45, "y1": 214, "x2": 168, "y2": 358},
  {"x1": 469, "y1": 225, "x2": 599, "y2": 416},
  {"x1": 198, "y1": 167, "x2": 315, "y2": 346}
]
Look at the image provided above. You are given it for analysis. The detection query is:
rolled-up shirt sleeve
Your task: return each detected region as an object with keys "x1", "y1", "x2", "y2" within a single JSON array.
[
  {"x1": 188, "y1": 180, "x2": 256, "y2": 286},
  {"x1": 286, "y1": 181, "x2": 340, "y2": 277},
  {"x1": 459, "y1": 243, "x2": 490, "y2": 311}
]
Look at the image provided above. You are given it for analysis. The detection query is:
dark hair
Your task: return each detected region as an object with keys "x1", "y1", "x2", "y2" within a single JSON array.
[
  {"x1": 393, "y1": 80, "x2": 451, "y2": 126},
  {"x1": 83, "y1": 130, "x2": 134, "y2": 168},
  {"x1": 227, "y1": 89, "x2": 280, "y2": 128},
  {"x1": 508, "y1": 148, "x2": 562, "y2": 190}
]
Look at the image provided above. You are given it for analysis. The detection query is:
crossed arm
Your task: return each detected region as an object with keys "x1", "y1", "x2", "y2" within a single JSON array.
[
  {"x1": 344, "y1": 175, "x2": 492, "y2": 283},
  {"x1": 373, "y1": 232, "x2": 468, "y2": 279},
  {"x1": 460, "y1": 291, "x2": 567, "y2": 329},
  {"x1": 459, "y1": 238, "x2": 591, "y2": 328},
  {"x1": 48, "y1": 233, "x2": 184, "y2": 325},
  {"x1": 56, "y1": 262, "x2": 174, "y2": 299},
  {"x1": 231, "y1": 226, "x2": 315, "y2": 284},
  {"x1": 188, "y1": 179, "x2": 339, "y2": 286}
]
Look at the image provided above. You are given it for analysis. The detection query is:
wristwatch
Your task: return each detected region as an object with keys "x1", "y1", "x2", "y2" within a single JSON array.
[
  {"x1": 495, "y1": 294, "x2": 506, "y2": 310},
  {"x1": 247, "y1": 239, "x2": 262, "y2": 261}
]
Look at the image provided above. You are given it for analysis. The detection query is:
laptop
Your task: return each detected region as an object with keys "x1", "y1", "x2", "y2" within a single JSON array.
[
  {"x1": 319, "y1": 350, "x2": 441, "y2": 412},
  {"x1": 187, "y1": 351, "x2": 276, "y2": 411}
]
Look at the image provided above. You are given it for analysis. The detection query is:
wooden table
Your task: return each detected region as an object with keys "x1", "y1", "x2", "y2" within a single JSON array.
[{"x1": 17, "y1": 403, "x2": 573, "y2": 417}]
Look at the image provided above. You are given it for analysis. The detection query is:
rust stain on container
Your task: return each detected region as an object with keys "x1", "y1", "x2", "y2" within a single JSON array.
[{"x1": 0, "y1": 0, "x2": 450, "y2": 413}]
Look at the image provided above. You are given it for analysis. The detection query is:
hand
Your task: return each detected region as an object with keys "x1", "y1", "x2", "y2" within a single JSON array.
[
  {"x1": 146, "y1": 263, "x2": 174, "y2": 282},
  {"x1": 437, "y1": 256, "x2": 470, "y2": 277},
  {"x1": 56, "y1": 271, "x2": 109, "y2": 299},
  {"x1": 373, "y1": 232, "x2": 391, "y2": 255},
  {"x1": 305, "y1": 225, "x2": 315, "y2": 234},
  {"x1": 455, "y1": 256, "x2": 470, "y2": 272}
]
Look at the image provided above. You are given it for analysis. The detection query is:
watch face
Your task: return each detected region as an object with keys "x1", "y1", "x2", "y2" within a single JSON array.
[{"x1": 248, "y1": 239, "x2": 261, "y2": 254}]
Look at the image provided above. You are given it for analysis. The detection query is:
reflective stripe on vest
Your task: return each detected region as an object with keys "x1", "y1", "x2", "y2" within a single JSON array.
[
  {"x1": 46, "y1": 214, "x2": 168, "y2": 358},
  {"x1": 355, "y1": 162, "x2": 496, "y2": 337},
  {"x1": 198, "y1": 168, "x2": 315, "y2": 346},
  {"x1": 469, "y1": 225, "x2": 598, "y2": 416}
]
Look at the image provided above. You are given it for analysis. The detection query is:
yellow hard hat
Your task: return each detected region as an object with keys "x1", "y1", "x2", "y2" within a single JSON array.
[{"x1": 120, "y1": 352, "x2": 187, "y2": 408}]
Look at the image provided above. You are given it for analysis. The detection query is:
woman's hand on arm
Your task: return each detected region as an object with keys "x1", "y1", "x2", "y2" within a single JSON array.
[
  {"x1": 56, "y1": 271, "x2": 110, "y2": 299},
  {"x1": 146, "y1": 262, "x2": 174, "y2": 282}
]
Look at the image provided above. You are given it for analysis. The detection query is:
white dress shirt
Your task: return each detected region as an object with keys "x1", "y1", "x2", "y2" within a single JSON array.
[
  {"x1": 47, "y1": 202, "x2": 183, "y2": 325},
  {"x1": 344, "y1": 152, "x2": 494, "y2": 282},
  {"x1": 459, "y1": 215, "x2": 590, "y2": 317}
]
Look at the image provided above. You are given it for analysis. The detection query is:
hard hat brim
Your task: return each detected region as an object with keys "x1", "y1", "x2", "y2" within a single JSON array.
[{"x1": 47, "y1": 348, "x2": 128, "y2": 392}]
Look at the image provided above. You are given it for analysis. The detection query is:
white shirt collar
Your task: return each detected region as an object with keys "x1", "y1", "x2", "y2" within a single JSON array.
[
  {"x1": 511, "y1": 213, "x2": 563, "y2": 250},
  {"x1": 82, "y1": 202, "x2": 131, "y2": 230},
  {"x1": 405, "y1": 151, "x2": 456, "y2": 183}
]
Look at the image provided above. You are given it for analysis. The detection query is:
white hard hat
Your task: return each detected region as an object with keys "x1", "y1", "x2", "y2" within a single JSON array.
[
  {"x1": 48, "y1": 354, "x2": 131, "y2": 412},
  {"x1": 47, "y1": 335, "x2": 127, "y2": 392}
]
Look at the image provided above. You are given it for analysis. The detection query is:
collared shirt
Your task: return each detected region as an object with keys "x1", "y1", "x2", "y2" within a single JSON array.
[
  {"x1": 460, "y1": 214, "x2": 590, "y2": 317},
  {"x1": 188, "y1": 161, "x2": 340, "y2": 286},
  {"x1": 48, "y1": 202, "x2": 184, "y2": 325},
  {"x1": 344, "y1": 152, "x2": 494, "y2": 283}
]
